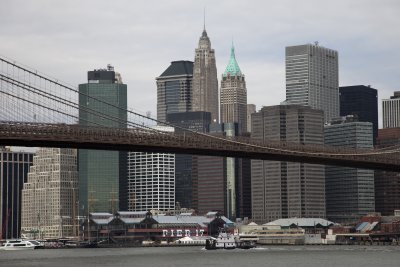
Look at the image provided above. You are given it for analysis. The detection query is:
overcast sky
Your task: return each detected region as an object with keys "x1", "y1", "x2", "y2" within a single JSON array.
[{"x1": 1, "y1": 0, "x2": 399, "y2": 126}]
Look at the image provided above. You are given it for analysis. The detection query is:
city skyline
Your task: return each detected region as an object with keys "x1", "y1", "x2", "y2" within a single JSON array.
[{"x1": 1, "y1": 0, "x2": 399, "y2": 127}]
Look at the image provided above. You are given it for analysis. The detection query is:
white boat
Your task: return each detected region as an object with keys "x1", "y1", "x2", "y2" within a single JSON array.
[
  {"x1": 205, "y1": 229, "x2": 237, "y2": 250},
  {"x1": 0, "y1": 239, "x2": 44, "y2": 250}
]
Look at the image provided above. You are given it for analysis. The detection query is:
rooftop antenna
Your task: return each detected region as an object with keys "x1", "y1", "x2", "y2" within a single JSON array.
[{"x1": 203, "y1": 7, "x2": 206, "y2": 31}]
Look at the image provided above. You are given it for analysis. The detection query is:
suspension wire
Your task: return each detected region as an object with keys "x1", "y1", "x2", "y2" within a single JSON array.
[
  {"x1": 0, "y1": 74, "x2": 160, "y2": 132},
  {"x1": 0, "y1": 90, "x2": 105, "y2": 127},
  {"x1": 0, "y1": 56, "x2": 399, "y2": 158},
  {"x1": 0, "y1": 57, "x2": 176, "y2": 135},
  {"x1": 0, "y1": 56, "x2": 205, "y2": 133}
]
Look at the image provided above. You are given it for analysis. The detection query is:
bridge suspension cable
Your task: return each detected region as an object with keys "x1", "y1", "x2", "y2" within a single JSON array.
[{"x1": 0, "y1": 55, "x2": 399, "y2": 159}]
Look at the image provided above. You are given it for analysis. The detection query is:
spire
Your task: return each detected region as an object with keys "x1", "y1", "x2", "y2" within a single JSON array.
[
  {"x1": 203, "y1": 7, "x2": 206, "y2": 31},
  {"x1": 223, "y1": 42, "x2": 242, "y2": 77},
  {"x1": 202, "y1": 8, "x2": 207, "y2": 37}
]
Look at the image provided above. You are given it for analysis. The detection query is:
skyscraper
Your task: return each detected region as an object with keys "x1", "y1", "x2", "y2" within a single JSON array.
[
  {"x1": 192, "y1": 27, "x2": 219, "y2": 122},
  {"x1": 78, "y1": 65, "x2": 127, "y2": 213},
  {"x1": 220, "y1": 44, "x2": 247, "y2": 134},
  {"x1": 324, "y1": 116, "x2": 375, "y2": 223},
  {"x1": 340, "y1": 85, "x2": 378, "y2": 144},
  {"x1": 0, "y1": 147, "x2": 33, "y2": 239},
  {"x1": 286, "y1": 43, "x2": 339, "y2": 123},
  {"x1": 382, "y1": 91, "x2": 400, "y2": 128},
  {"x1": 219, "y1": 44, "x2": 248, "y2": 219},
  {"x1": 246, "y1": 104, "x2": 256, "y2": 133},
  {"x1": 21, "y1": 148, "x2": 78, "y2": 238},
  {"x1": 375, "y1": 128, "x2": 400, "y2": 216},
  {"x1": 251, "y1": 105, "x2": 325, "y2": 223},
  {"x1": 156, "y1": 61, "x2": 193, "y2": 122},
  {"x1": 128, "y1": 126, "x2": 175, "y2": 212},
  {"x1": 166, "y1": 111, "x2": 211, "y2": 209}
]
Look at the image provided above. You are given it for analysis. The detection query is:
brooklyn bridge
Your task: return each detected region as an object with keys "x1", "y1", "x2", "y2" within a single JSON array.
[{"x1": 0, "y1": 56, "x2": 399, "y2": 172}]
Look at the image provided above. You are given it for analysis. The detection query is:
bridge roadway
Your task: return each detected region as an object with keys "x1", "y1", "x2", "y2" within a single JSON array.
[{"x1": 0, "y1": 121, "x2": 399, "y2": 172}]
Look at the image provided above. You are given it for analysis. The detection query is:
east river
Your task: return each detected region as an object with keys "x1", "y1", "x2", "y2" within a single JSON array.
[{"x1": 1, "y1": 245, "x2": 400, "y2": 267}]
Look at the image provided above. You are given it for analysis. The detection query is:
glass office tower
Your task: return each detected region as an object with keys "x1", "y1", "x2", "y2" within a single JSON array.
[{"x1": 78, "y1": 65, "x2": 127, "y2": 213}]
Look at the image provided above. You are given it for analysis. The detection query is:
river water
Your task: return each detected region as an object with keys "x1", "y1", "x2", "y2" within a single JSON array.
[{"x1": 1, "y1": 245, "x2": 400, "y2": 267}]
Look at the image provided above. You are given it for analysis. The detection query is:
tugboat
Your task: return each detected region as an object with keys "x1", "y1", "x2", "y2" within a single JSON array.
[
  {"x1": 205, "y1": 229, "x2": 236, "y2": 250},
  {"x1": 205, "y1": 229, "x2": 257, "y2": 250}
]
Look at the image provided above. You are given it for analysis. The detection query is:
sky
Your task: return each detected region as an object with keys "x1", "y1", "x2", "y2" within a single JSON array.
[{"x1": 1, "y1": 0, "x2": 399, "y2": 126}]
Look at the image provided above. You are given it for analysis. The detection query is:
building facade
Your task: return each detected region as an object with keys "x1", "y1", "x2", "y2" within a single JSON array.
[
  {"x1": 375, "y1": 128, "x2": 400, "y2": 216},
  {"x1": 251, "y1": 105, "x2": 326, "y2": 223},
  {"x1": 220, "y1": 45, "x2": 247, "y2": 134},
  {"x1": 21, "y1": 148, "x2": 78, "y2": 239},
  {"x1": 247, "y1": 104, "x2": 256, "y2": 133},
  {"x1": 166, "y1": 111, "x2": 211, "y2": 209},
  {"x1": 339, "y1": 85, "x2": 378, "y2": 144},
  {"x1": 382, "y1": 91, "x2": 400, "y2": 128},
  {"x1": 324, "y1": 116, "x2": 375, "y2": 224},
  {"x1": 0, "y1": 147, "x2": 33, "y2": 239},
  {"x1": 156, "y1": 61, "x2": 193, "y2": 122},
  {"x1": 128, "y1": 126, "x2": 175, "y2": 212},
  {"x1": 286, "y1": 44, "x2": 339, "y2": 123},
  {"x1": 219, "y1": 45, "x2": 248, "y2": 219},
  {"x1": 78, "y1": 65, "x2": 128, "y2": 212},
  {"x1": 192, "y1": 28, "x2": 219, "y2": 123}
]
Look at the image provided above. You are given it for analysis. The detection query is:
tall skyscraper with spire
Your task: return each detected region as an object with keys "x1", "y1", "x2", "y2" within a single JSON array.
[
  {"x1": 220, "y1": 44, "x2": 247, "y2": 133},
  {"x1": 192, "y1": 25, "x2": 219, "y2": 122}
]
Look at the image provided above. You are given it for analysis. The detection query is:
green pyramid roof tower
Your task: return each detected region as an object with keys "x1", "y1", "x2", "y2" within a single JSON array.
[{"x1": 223, "y1": 44, "x2": 242, "y2": 77}]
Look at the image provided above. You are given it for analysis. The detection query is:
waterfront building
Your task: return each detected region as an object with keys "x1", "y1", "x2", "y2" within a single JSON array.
[
  {"x1": 21, "y1": 148, "x2": 78, "y2": 239},
  {"x1": 192, "y1": 27, "x2": 219, "y2": 123},
  {"x1": 128, "y1": 126, "x2": 175, "y2": 212},
  {"x1": 375, "y1": 128, "x2": 400, "y2": 216},
  {"x1": 247, "y1": 104, "x2": 256, "y2": 133},
  {"x1": 324, "y1": 116, "x2": 375, "y2": 224},
  {"x1": 285, "y1": 43, "x2": 339, "y2": 123},
  {"x1": 251, "y1": 105, "x2": 325, "y2": 224},
  {"x1": 166, "y1": 111, "x2": 211, "y2": 209},
  {"x1": 156, "y1": 61, "x2": 193, "y2": 122},
  {"x1": 0, "y1": 147, "x2": 33, "y2": 239},
  {"x1": 85, "y1": 211, "x2": 233, "y2": 243},
  {"x1": 382, "y1": 91, "x2": 400, "y2": 128},
  {"x1": 78, "y1": 65, "x2": 128, "y2": 212},
  {"x1": 220, "y1": 44, "x2": 247, "y2": 134},
  {"x1": 339, "y1": 85, "x2": 378, "y2": 144}
]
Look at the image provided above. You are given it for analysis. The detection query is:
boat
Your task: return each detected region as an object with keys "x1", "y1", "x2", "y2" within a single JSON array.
[
  {"x1": 0, "y1": 239, "x2": 44, "y2": 250},
  {"x1": 205, "y1": 229, "x2": 236, "y2": 250},
  {"x1": 205, "y1": 229, "x2": 257, "y2": 250},
  {"x1": 236, "y1": 233, "x2": 258, "y2": 249}
]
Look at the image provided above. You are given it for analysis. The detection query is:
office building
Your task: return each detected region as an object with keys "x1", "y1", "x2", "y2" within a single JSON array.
[
  {"x1": 21, "y1": 148, "x2": 78, "y2": 239},
  {"x1": 251, "y1": 105, "x2": 325, "y2": 223},
  {"x1": 166, "y1": 111, "x2": 211, "y2": 209},
  {"x1": 156, "y1": 61, "x2": 193, "y2": 122},
  {"x1": 219, "y1": 44, "x2": 249, "y2": 219},
  {"x1": 340, "y1": 85, "x2": 378, "y2": 144},
  {"x1": 128, "y1": 126, "x2": 175, "y2": 212},
  {"x1": 382, "y1": 91, "x2": 400, "y2": 128},
  {"x1": 286, "y1": 43, "x2": 339, "y2": 122},
  {"x1": 220, "y1": 44, "x2": 247, "y2": 134},
  {"x1": 325, "y1": 116, "x2": 375, "y2": 223},
  {"x1": 0, "y1": 147, "x2": 33, "y2": 239},
  {"x1": 192, "y1": 153, "x2": 226, "y2": 215},
  {"x1": 247, "y1": 104, "x2": 256, "y2": 133},
  {"x1": 375, "y1": 128, "x2": 400, "y2": 216},
  {"x1": 78, "y1": 65, "x2": 128, "y2": 213},
  {"x1": 192, "y1": 27, "x2": 219, "y2": 123}
]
